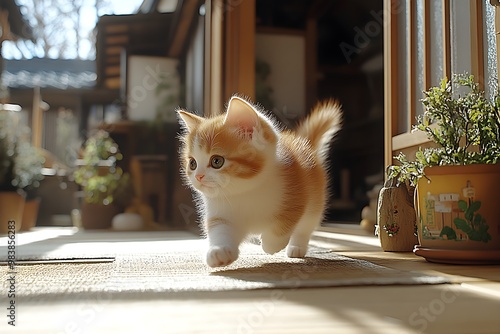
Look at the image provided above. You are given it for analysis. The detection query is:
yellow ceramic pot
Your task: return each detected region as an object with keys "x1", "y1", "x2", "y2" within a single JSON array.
[{"x1": 414, "y1": 164, "x2": 500, "y2": 263}]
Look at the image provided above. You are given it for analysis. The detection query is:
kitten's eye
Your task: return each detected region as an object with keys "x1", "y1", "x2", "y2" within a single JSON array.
[
  {"x1": 189, "y1": 157, "x2": 197, "y2": 170},
  {"x1": 210, "y1": 155, "x2": 225, "y2": 169}
]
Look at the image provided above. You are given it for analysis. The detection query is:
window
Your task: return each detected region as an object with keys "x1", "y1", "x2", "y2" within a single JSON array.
[{"x1": 384, "y1": 0, "x2": 498, "y2": 167}]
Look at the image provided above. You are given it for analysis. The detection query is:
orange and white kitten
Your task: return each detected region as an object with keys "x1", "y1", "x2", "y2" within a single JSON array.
[{"x1": 177, "y1": 96, "x2": 342, "y2": 267}]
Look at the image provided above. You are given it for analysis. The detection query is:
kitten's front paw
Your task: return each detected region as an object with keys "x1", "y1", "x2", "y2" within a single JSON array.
[
  {"x1": 287, "y1": 245, "x2": 307, "y2": 258},
  {"x1": 261, "y1": 233, "x2": 288, "y2": 255},
  {"x1": 206, "y1": 246, "x2": 239, "y2": 267}
]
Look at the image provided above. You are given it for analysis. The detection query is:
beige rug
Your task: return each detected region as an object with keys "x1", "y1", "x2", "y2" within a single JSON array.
[{"x1": 0, "y1": 229, "x2": 449, "y2": 300}]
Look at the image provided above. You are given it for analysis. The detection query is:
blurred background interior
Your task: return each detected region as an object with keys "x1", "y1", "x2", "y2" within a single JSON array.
[{"x1": 0, "y1": 0, "x2": 385, "y2": 233}]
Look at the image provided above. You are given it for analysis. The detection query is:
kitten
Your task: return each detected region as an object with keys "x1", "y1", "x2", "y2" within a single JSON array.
[{"x1": 177, "y1": 96, "x2": 342, "y2": 267}]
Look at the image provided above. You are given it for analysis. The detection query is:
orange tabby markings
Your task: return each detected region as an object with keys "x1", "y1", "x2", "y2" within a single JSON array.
[
  {"x1": 226, "y1": 156, "x2": 263, "y2": 179},
  {"x1": 178, "y1": 96, "x2": 342, "y2": 267}
]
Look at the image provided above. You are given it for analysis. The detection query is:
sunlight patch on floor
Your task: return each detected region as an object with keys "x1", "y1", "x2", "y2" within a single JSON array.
[
  {"x1": 313, "y1": 230, "x2": 381, "y2": 247},
  {"x1": 0, "y1": 227, "x2": 78, "y2": 246}
]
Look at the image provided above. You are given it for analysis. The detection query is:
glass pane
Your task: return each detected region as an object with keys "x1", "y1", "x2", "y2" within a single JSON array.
[
  {"x1": 397, "y1": 0, "x2": 408, "y2": 134},
  {"x1": 415, "y1": 0, "x2": 425, "y2": 119},
  {"x1": 450, "y1": 1, "x2": 472, "y2": 77},
  {"x1": 430, "y1": 0, "x2": 444, "y2": 87},
  {"x1": 483, "y1": 0, "x2": 498, "y2": 98}
]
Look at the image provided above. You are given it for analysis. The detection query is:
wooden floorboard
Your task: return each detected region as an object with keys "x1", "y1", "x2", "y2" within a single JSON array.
[{"x1": 1, "y1": 226, "x2": 499, "y2": 333}]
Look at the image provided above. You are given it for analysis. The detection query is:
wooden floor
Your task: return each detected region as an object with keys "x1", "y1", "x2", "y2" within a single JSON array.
[{"x1": 2, "y1": 225, "x2": 500, "y2": 334}]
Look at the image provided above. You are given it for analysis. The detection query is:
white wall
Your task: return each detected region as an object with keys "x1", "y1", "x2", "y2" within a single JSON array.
[
  {"x1": 255, "y1": 33, "x2": 306, "y2": 118},
  {"x1": 127, "y1": 55, "x2": 180, "y2": 122},
  {"x1": 185, "y1": 15, "x2": 205, "y2": 115}
]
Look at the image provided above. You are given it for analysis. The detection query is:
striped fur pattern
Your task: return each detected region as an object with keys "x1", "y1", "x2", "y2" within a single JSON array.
[{"x1": 178, "y1": 96, "x2": 342, "y2": 267}]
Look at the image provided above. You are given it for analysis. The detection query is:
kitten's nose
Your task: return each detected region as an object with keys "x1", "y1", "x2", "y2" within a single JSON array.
[{"x1": 195, "y1": 174, "x2": 205, "y2": 182}]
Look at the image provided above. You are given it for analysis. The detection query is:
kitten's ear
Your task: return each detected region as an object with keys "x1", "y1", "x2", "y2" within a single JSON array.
[
  {"x1": 224, "y1": 97, "x2": 259, "y2": 137},
  {"x1": 177, "y1": 110, "x2": 203, "y2": 132}
]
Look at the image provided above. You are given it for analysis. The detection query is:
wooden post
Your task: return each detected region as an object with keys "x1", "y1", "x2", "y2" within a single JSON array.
[
  {"x1": 223, "y1": 0, "x2": 256, "y2": 103},
  {"x1": 383, "y1": 0, "x2": 399, "y2": 170},
  {"x1": 32, "y1": 86, "x2": 43, "y2": 148}
]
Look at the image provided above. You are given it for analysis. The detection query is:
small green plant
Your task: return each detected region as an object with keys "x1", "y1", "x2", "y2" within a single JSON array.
[
  {"x1": 454, "y1": 199, "x2": 491, "y2": 243},
  {"x1": 389, "y1": 74, "x2": 500, "y2": 186},
  {"x1": 439, "y1": 226, "x2": 457, "y2": 240},
  {"x1": 73, "y1": 130, "x2": 132, "y2": 206}
]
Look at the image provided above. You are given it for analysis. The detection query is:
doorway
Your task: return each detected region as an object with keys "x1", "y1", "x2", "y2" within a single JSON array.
[{"x1": 254, "y1": 0, "x2": 384, "y2": 223}]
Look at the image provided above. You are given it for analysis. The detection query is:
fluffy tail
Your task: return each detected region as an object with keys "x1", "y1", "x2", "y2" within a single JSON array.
[{"x1": 295, "y1": 100, "x2": 343, "y2": 164}]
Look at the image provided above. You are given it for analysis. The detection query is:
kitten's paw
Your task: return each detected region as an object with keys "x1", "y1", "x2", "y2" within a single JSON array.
[
  {"x1": 287, "y1": 245, "x2": 307, "y2": 258},
  {"x1": 261, "y1": 237, "x2": 288, "y2": 255},
  {"x1": 206, "y1": 246, "x2": 239, "y2": 267}
]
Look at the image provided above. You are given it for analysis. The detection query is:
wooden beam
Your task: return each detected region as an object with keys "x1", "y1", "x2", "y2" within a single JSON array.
[
  {"x1": 105, "y1": 35, "x2": 129, "y2": 45},
  {"x1": 167, "y1": 0, "x2": 200, "y2": 58},
  {"x1": 392, "y1": 131, "x2": 431, "y2": 152},
  {"x1": 203, "y1": 0, "x2": 212, "y2": 116},
  {"x1": 105, "y1": 78, "x2": 121, "y2": 89},
  {"x1": 383, "y1": 0, "x2": 399, "y2": 169},
  {"x1": 105, "y1": 24, "x2": 129, "y2": 34},
  {"x1": 32, "y1": 87, "x2": 42, "y2": 148},
  {"x1": 0, "y1": 10, "x2": 13, "y2": 42},
  {"x1": 422, "y1": 0, "x2": 431, "y2": 90},
  {"x1": 105, "y1": 66, "x2": 121, "y2": 76},
  {"x1": 470, "y1": 0, "x2": 485, "y2": 90},
  {"x1": 204, "y1": 0, "x2": 224, "y2": 116},
  {"x1": 407, "y1": 0, "x2": 416, "y2": 132},
  {"x1": 442, "y1": 0, "x2": 451, "y2": 80},
  {"x1": 105, "y1": 46, "x2": 123, "y2": 55},
  {"x1": 496, "y1": 6, "x2": 500, "y2": 85},
  {"x1": 105, "y1": 56, "x2": 121, "y2": 65},
  {"x1": 223, "y1": 0, "x2": 255, "y2": 103}
]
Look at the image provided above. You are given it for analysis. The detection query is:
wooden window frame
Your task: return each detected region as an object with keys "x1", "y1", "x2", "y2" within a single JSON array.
[
  {"x1": 203, "y1": 0, "x2": 256, "y2": 117},
  {"x1": 384, "y1": 0, "x2": 489, "y2": 169}
]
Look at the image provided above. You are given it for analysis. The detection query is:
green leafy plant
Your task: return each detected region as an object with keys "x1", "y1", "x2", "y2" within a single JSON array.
[
  {"x1": 454, "y1": 199, "x2": 491, "y2": 243},
  {"x1": 0, "y1": 110, "x2": 45, "y2": 192},
  {"x1": 73, "y1": 130, "x2": 132, "y2": 206},
  {"x1": 439, "y1": 226, "x2": 457, "y2": 240},
  {"x1": 389, "y1": 74, "x2": 500, "y2": 186}
]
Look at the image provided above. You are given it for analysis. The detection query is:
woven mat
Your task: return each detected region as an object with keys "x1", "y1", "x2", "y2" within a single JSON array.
[{"x1": 0, "y1": 230, "x2": 449, "y2": 300}]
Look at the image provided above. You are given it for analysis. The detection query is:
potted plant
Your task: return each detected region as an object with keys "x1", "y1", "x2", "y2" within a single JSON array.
[
  {"x1": 388, "y1": 74, "x2": 500, "y2": 264},
  {"x1": 73, "y1": 130, "x2": 132, "y2": 229},
  {"x1": 0, "y1": 107, "x2": 45, "y2": 234}
]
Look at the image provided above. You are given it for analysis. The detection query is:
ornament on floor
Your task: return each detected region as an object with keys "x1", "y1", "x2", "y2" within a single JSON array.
[{"x1": 376, "y1": 174, "x2": 418, "y2": 252}]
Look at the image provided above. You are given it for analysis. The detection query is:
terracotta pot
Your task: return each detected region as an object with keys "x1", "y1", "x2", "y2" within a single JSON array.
[
  {"x1": 0, "y1": 191, "x2": 26, "y2": 234},
  {"x1": 80, "y1": 202, "x2": 119, "y2": 229},
  {"x1": 414, "y1": 164, "x2": 500, "y2": 264},
  {"x1": 20, "y1": 197, "x2": 41, "y2": 232}
]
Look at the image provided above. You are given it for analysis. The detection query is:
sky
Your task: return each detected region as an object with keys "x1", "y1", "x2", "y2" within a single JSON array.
[{"x1": 2, "y1": 0, "x2": 144, "y2": 59}]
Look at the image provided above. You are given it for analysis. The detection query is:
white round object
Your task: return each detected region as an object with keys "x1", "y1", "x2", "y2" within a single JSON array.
[{"x1": 112, "y1": 213, "x2": 143, "y2": 230}]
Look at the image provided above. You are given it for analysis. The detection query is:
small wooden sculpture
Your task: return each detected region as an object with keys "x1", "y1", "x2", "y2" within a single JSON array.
[{"x1": 376, "y1": 176, "x2": 418, "y2": 252}]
